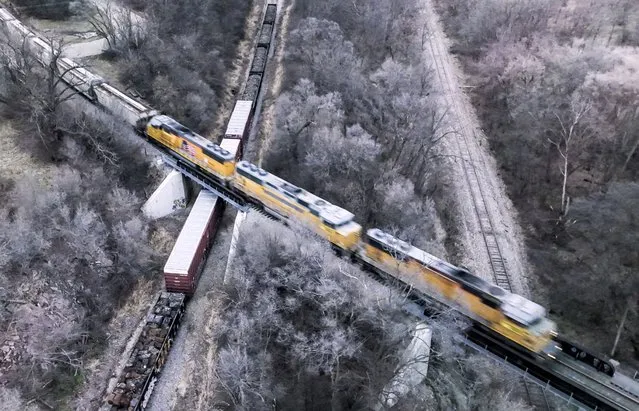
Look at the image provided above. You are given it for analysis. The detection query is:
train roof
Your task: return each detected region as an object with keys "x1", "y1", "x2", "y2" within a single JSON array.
[
  {"x1": 500, "y1": 294, "x2": 547, "y2": 326},
  {"x1": 236, "y1": 161, "x2": 357, "y2": 229},
  {"x1": 150, "y1": 115, "x2": 235, "y2": 162},
  {"x1": 366, "y1": 229, "x2": 547, "y2": 326},
  {"x1": 225, "y1": 100, "x2": 253, "y2": 137},
  {"x1": 220, "y1": 138, "x2": 241, "y2": 157},
  {"x1": 164, "y1": 191, "x2": 218, "y2": 275},
  {"x1": 58, "y1": 57, "x2": 104, "y2": 84}
]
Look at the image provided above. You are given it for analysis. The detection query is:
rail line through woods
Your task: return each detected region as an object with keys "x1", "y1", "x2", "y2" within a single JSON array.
[
  {"x1": 424, "y1": 11, "x2": 513, "y2": 292},
  {"x1": 424, "y1": 10, "x2": 552, "y2": 409},
  {"x1": 2, "y1": 3, "x2": 637, "y2": 410}
]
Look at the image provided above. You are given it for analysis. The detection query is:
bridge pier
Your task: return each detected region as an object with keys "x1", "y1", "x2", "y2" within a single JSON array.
[
  {"x1": 142, "y1": 170, "x2": 189, "y2": 219},
  {"x1": 375, "y1": 324, "x2": 432, "y2": 410}
]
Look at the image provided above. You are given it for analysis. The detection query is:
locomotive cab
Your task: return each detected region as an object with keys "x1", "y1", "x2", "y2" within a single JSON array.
[
  {"x1": 145, "y1": 115, "x2": 236, "y2": 178},
  {"x1": 497, "y1": 294, "x2": 559, "y2": 356}
]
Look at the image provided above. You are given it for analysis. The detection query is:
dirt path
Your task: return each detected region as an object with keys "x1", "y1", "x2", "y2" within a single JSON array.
[{"x1": 422, "y1": 0, "x2": 531, "y2": 296}]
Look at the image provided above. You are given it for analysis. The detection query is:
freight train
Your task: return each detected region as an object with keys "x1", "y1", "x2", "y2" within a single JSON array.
[{"x1": 134, "y1": 111, "x2": 560, "y2": 358}]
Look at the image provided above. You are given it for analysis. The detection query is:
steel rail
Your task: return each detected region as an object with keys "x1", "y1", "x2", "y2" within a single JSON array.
[
  {"x1": 424, "y1": 14, "x2": 538, "y2": 409},
  {"x1": 424, "y1": 14, "x2": 512, "y2": 292}
]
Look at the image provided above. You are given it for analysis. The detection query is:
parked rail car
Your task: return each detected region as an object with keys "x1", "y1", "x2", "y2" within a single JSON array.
[
  {"x1": 241, "y1": 73, "x2": 264, "y2": 102},
  {"x1": 357, "y1": 229, "x2": 559, "y2": 357},
  {"x1": 257, "y1": 22, "x2": 273, "y2": 47},
  {"x1": 164, "y1": 190, "x2": 224, "y2": 295},
  {"x1": 223, "y1": 100, "x2": 254, "y2": 159},
  {"x1": 106, "y1": 292, "x2": 185, "y2": 410},
  {"x1": 264, "y1": 3, "x2": 277, "y2": 24},
  {"x1": 250, "y1": 46, "x2": 268, "y2": 75}
]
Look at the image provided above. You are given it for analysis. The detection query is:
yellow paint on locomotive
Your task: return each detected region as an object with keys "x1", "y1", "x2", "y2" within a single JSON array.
[
  {"x1": 365, "y1": 244, "x2": 459, "y2": 300},
  {"x1": 492, "y1": 320, "x2": 551, "y2": 353},
  {"x1": 363, "y1": 244, "x2": 551, "y2": 353},
  {"x1": 233, "y1": 174, "x2": 361, "y2": 250},
  {"x1": 146, "y1": 123, "x2": 235, "y2": 179}
]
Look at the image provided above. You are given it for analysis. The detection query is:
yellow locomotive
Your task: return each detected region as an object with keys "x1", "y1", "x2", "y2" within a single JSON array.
[
  {"x1": 357, "y1": 229, "x2": 558, "y2": 356},
  {"x1": 141, "y1": 114, "x2": 558, "y2": 358},
  {"x1": 143, "y1": 115, "x2": 362, "y2": 251},
  {"x1": 231, "y1": 161, "x2": 362, "y2": 250},
  {"x1": 145, "y1": 115, "x2": 236, "y2": 178}
]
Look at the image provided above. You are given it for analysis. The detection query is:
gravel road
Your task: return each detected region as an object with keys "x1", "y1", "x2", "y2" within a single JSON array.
[{"x1": 422, "y1": 0, "x2": 531, "y2": 296}]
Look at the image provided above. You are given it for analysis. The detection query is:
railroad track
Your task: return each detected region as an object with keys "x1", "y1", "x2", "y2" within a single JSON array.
[
  {"x1": 553, "y1": 356, "x2": 639, "y2": 411},
  {"x1": 422, "y1": 6, "x2": 639, "y2": 411},
  {"x1": 424, "y1": 10, "x2": 512, "y2": 292},
  {"x1": 423, "y1": 5, "x2": 549, "y2": 408}
]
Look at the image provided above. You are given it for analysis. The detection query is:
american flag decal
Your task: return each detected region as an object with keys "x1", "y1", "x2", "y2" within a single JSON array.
[{"x1": 181, "y1": 141, "x2": 197, "y2": 158}]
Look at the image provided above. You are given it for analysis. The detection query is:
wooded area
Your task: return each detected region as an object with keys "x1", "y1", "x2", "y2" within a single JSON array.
[
  {"x1": 0, "y1": 27, "x2": 165, "y2": 407},
  {"x1": 214, "y1": 217, "x2": 532, "y2": 410},
  {"x1": 264, "y1": 0, "x2": 453, "y2": 252},
  {"x1": 0, "y1": 0, "x2": 251, "y2": 406},
  {"x1": 214, "y1": 0, "x2": 547, "y2": 407},
  {"x1": 435, "y1": 0, "x2": 639, "y2": 363},
  {"x1": 105, "y1": 0, "x2": 251, "y2": 132}
]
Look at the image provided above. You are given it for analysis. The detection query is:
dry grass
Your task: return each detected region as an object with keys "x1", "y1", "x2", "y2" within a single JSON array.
[{"x1": 0, "y1": 122, "x2": 52, "y2": 182}]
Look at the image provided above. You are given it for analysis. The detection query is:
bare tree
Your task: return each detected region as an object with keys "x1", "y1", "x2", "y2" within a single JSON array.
[
  {"x1": 88, "y1": 1, "x2": 145, "y2": 53},
  {"x1": 547, "y1": 97, "x2": 594, "y2": 216},
  {"x1": 0, "y1": 32, "x2": 91, "y2": 152}
]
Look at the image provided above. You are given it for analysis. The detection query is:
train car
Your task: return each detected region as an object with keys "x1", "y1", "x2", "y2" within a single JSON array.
[
  {"x1": 164, "y1": 190, "x2": 224, "y2": 295},
  {"x1": 225, "y1": 100, "x2": 254, "y2": 140},
  {"x1": 258, "y1": 22, "x2": 273, "y2": 47},
  {"x1": 358, "y1": 229, "x2": 558, "y2": 356},
  {"x1": 220, "y1": 138, "x2": 242, "y2": 161},
  {"x1": 555, "y1": 336, "x2": 616, "y2": 376},
  {"x1": 223, "y1": 100, "x2": 254, "y2": 160},
  {"x1": 96, "y1": 83, "x2": 158, "y2": 127},
  {"x1": 144, "y1": 115, "x2": 236, "y2": 179},
  {"x1": 0, "y1": 8, "x2": 32, "y2": 44},
  {"x1": 57, "y1": 57, "x2": 104, "y2": 102},
  {"x1": 250, "y1": 46, "x2": 268, "y2": 75},
  {"x1": 231, "y1": 161, "x2": 362, "y2": 250},
  {"x1": 106, "y1": 292, "x2": 185, "y2": 410},
  {"x1": 264, "y1": 3, "x2": 277, "y2": 24},
  {"x1": 240, "y1": 73, "x2": 263, "y2": 102},
  {"x1": 0, "y1": 8, "x2": 53, "y2": 63}
]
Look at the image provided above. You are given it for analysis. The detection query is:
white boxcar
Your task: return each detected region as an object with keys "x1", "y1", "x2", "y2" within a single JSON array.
[{"x1": 163, "y1": 190, "x2": 225, "y2": 295}]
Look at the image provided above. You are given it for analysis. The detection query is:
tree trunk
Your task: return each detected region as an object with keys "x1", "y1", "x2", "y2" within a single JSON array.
[
  {"x1": 617, "y1": 136, "x2": 639, "y2": 179},
  {"x1": 561, "y1": 149, "x2": 569, "y2": 215},
  {"x1": 610, "y1": 301, "x2": 631, "y2": 357}
]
